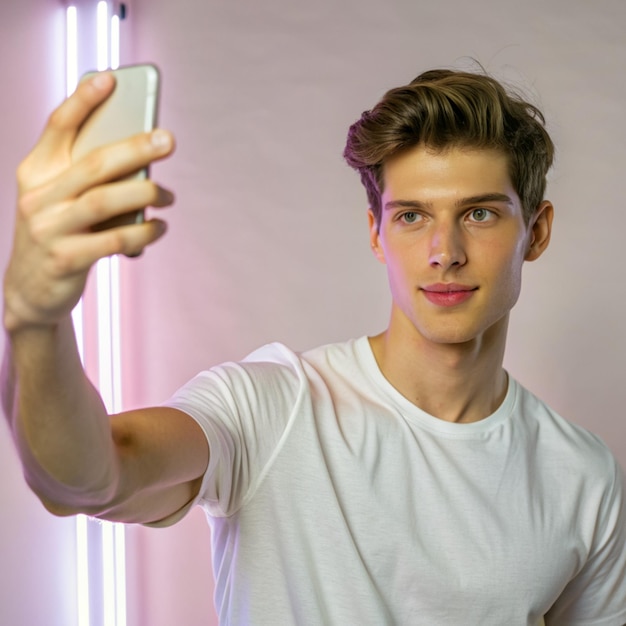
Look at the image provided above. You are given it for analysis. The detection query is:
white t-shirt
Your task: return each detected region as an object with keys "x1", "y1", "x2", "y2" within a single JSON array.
[{"x1": 163, "y1": 337, "x2": 626, "y2": 625}]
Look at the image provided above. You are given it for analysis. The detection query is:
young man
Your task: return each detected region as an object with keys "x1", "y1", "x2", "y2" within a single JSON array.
[{"x1": 2, "y1": 68, "x2": 626, "y2": 624}]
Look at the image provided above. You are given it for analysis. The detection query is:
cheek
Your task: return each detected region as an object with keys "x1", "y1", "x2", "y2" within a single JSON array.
[
  {"x1": 381, "y1": 242, "x2": 417, "y2": 278},
  {"x1": 380, "y1": 249, "x2": 417, "y2": 299},
  {"x1": 478, "y1": 232, "x2": 524, "y2": 276},
  {"x1": 485, "y1": 229, "x2": 527, "y2": 268},
  {"x1": 489, "y1": 246, "x2": 526, "y2": 300}
]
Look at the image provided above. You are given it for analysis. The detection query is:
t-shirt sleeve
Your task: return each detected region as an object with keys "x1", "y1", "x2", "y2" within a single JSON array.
[
  {"x1": 157, "y1": 344, "x2": 306, "y2": 521},
  {"x1": 545, "y1": 454, "x2": 626, "y2": 625}
]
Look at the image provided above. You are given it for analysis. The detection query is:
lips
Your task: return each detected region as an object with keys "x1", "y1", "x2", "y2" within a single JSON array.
[{"x1": 421, "y1": 283, "x2": 477, "y2": 307}]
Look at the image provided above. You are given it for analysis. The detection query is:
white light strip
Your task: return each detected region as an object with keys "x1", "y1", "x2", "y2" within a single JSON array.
[
  {"x1": 76, "y1": 514, "x2": 90, "y2": 626},
  {"x1": 72, "y1": 300, "x2": 85, "y2": 364},
  {"x1": 95, "y1": 262, "x2": 125, "y2": 466},
  {"x1": 95, "y1": 4, "x2": 126, "y2": 626},
  {"x1": 115, "y1": 523, "x2": 127, "y2": 626},
  {"x1": 111, "y1": 15, "x2": 126, "y2": 608},
  {"x1": 102, "y1": 522, "x2": 115, "y2": 626},
  {"x1": 111, "y1": 14, "x2": 120, "y2": 70},
  {"x1": 66, "y1": 6, "x2": 78, "y2": 96},
  {"x1": 95, "y1": 217, "x2": 127, "y2": 626},
  {"x1": 97, "y1": 1, "x2": 109, "y2": 71}
]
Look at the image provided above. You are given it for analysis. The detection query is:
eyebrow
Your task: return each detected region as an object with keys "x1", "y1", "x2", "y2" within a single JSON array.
[{"x1": 384, "y1": 193, "x2": 515, "y2": 211}]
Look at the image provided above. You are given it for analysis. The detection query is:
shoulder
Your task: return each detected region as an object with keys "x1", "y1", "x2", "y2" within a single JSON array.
[
  {"x1": 240, "y1": 336, "x2": 363, "y2": 370},
  {"x1": 168, "y1": 343, "x2": 306, "y2": 415},
  {"x1": 511, "y1": 378, "x2": 622, "y2": 488},
  {"x1": 299, "y1": 336, "x2": 370, "y2": 378},
  {"x1": 234, "y1": 336, "x2": 367, "y2": 385},
  {"x1": 167, "y1": 337, "x2": 365, "y2": 413},
  {"x1": 237, "y1": 338, "x2": 363, "y2": 387}
]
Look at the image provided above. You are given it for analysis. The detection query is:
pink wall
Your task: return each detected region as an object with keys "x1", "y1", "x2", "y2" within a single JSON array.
[
  {"x1": 1, "y1": 0, "x2": 625, "y2": 625},
  {"x1": 0, "y1": 4, "x2": 79, "y2": 626}
]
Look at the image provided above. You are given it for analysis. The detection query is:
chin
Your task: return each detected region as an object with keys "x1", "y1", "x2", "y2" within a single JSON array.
[
  {"x1": 415, "y1": 315, "x2": 508, "y2": 347},
  {"x1": 421, "y1": 329, "x2": 481, "y2": 346}
]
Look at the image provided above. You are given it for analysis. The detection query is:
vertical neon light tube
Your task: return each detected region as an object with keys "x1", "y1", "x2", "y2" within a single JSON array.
[
  {"x1": 114, "y1": 522, "x2": 127, "y2": 626},
  {"x1": 68, "y1": 3, "x2": 127, "y2": 626},
  {"x1": 96, "y1": 1, "x2": 109, "y2": 70},
  {"x1": 67, "y1": 8, "x2": 91, "y2": 626},
  {"x1": 95, "y1": 3, "x2": 126, "y2": 625},
  {"x1": 66, "y1": 6, "x2": 78, "y2": 96},
  {"x1": 96, "y1": 252, "x2": 126, "y2": 626},
  {"x1": 111, "y1": 13, "x2": 120, "y2": 70},
  {"x1": 75, "y1": 512, "x2": 90, "y2": 626}
]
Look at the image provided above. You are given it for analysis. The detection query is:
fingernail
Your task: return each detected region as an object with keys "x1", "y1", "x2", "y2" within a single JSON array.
[
  {"x1": 151, "y1": 130, "x2": 172, "y2": 150},
  {"x1": 157, "y1": 187, "x2": 175, "y2": 204},
  {"x1": 91, "y1": 72, "x2": 113, "y2": 90}
]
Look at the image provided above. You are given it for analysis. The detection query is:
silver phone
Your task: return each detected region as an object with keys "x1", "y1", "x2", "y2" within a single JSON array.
[{"x1": 72, "y1": 63, "x2": 160, "y2": 230}]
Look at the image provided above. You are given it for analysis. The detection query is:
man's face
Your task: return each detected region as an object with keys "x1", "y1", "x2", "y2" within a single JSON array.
[{"x1": 370, "y1": 145, "x2": 551, "y2": 346}]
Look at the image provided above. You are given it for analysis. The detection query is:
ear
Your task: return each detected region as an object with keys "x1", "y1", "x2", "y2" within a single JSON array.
[
  {"x1": 525, "y1": 201, "x2": 553, "y2": 262},
  {"x1": 368, "y1": 210, "x2": 386, "y2": 264}
]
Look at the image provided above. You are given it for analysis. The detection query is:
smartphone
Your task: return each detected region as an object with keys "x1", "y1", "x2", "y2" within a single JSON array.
[{"x1": 72, "y1": 63, "x2": 160, "y2": 231}]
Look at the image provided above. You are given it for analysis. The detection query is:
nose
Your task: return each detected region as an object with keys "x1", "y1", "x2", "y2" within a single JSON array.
[{"x1": 428, "y1": 223, "x2": 466, "y2": 270}]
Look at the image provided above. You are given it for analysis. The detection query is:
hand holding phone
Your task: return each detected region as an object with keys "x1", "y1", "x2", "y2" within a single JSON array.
[
  {"x1": 4, "y1": 65, "x2": 173, "y2": 333},
  {"x1": 72, "y1": 63, "x2": 160, "y2": 230}
]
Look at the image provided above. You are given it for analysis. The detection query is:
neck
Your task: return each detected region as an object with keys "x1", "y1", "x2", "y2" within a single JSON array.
[{"x1": 369, "y1": 316, "x2": 509, "y2": 423}]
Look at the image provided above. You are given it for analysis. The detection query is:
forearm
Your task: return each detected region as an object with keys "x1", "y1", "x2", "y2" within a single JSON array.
[{"x1": 2, "y1": 315, "x2": 119, "y2": 513}]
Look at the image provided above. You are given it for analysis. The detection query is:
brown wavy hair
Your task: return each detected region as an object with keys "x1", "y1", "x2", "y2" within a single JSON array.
[{"x1": 343, "y1": 69, "x2": 554, "y2": 227}]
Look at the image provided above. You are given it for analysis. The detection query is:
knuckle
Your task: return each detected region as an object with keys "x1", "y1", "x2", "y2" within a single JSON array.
[
  {"x1": 17, "y1": 189, "x2": 41, "y2": 220},
  {"x1": 105, "y1": 229, "x2": 129, "y2": 255},
  {"x1": 81, "y1": 151, "x2": 107, "y2": 179},
  {"x1": 82, "y1": 187, "x2": 110, "y2": 222},
  {"x1": 16, "y1": 196, "x2": 54, "y2": 250},
  {"x1": 27, "y1": 215, "x2": 52, "y2": 248},
  {"x1": 16, "y1": 159, "x2": 32, "y2": 189},
  {"x1": 47, "y1": 107, "x2": 70, "y2": 133},
  {"x1": 16, "y1": 156, "x2": 44, "y2": 193},
  {"x1": 47, "y1": 242, "x2": 79, "y2": 277},
  {"x1": 81, "y1": 150, "x2": 106, "y2": 180}
]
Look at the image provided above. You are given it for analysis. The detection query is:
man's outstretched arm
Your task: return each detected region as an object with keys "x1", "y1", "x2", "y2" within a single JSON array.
[{"x1": 2, "y1": 71, "x2": 208, "y2": 525}]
